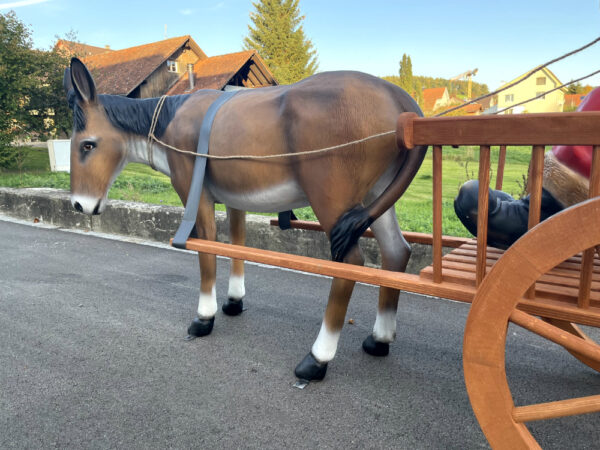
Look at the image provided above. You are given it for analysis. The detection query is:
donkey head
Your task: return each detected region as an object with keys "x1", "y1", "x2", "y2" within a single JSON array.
[{"x1": 64, "y1": 58, "x2": 128, "y2": 215}]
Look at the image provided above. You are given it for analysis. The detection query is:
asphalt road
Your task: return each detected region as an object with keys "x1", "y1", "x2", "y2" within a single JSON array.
[{"x1": 1, "y1": 217, "x2": 599, "y2": 449}]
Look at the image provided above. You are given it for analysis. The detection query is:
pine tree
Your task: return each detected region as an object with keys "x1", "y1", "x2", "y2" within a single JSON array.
[{"x1": 244, "y1": 0, "x2": 318, "y2": 84}]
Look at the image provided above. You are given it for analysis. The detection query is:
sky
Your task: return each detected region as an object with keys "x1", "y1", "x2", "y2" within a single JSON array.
[{"x1": 2, "y1": 0, "x2": 600, "y2": 90}]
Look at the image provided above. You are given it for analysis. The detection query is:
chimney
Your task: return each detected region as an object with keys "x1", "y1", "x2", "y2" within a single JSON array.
[{"x1": 188, "y1": 64, "x2": 194, "y2": 90}]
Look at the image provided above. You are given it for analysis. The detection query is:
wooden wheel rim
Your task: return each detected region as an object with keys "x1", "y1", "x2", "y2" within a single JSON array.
[{"x1": 463, "y1": 198, "x2": 600, "y2": 449}]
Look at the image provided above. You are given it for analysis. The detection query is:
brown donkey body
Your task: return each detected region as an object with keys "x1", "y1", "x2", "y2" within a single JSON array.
[{"x1": 65, "y1": 58, "x2": 426, "y2": 381}]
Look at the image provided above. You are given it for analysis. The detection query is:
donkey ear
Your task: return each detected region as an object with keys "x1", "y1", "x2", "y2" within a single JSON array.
[
  {"x1": 70, "y1": 57, "x2": 97, "y2": 103},
  {"x1": 63, "y1": 67, "x2": 73, "y2": 94}
]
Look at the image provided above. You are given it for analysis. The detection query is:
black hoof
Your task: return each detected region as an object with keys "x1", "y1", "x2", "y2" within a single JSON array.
[
  {"x1": 294, "y1": 352, "x2": 328, "y2": 381},
  {"x1": 362, "y1": 334, "x2": 390, "y2": 357},
  {"x1": 187, "y1": 316, "x2": 215, "y2": 338},
  {"x1": 222, "y1": 298, "x2": 244, "y2": 316}
]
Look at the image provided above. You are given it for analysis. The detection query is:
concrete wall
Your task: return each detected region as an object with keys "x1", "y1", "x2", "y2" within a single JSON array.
[{"x1": 0, "y1": 187, "x2": 441, "y2": 275}]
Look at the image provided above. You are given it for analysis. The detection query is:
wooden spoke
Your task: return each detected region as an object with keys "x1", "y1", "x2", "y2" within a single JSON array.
[
  {"x1": 432, "y1": 145, "x2": 443, "y2": 283},
  {"x1": 513, "y1": 395, "x2": 600, "y2": 423},
  {"x1": 510, "y1": 310, "x2": 600, "y2": 363},
  {"x1": 543, "y1": 318, "x2": 600, "y2": 372}
]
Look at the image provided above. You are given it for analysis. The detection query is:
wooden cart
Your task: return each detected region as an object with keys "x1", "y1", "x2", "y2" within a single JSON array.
[{"x1": 180, "y1": 111, "x2": 600, "y2": 449}]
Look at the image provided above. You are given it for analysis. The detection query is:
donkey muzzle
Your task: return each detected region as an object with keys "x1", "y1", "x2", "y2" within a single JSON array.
[{"x1": 71, "y1": 195, "x2": 103, "y2": 215}]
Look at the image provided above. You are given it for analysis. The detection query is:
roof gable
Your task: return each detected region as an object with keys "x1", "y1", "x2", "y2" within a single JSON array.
[
  {"x1": 167, "y1": 50, "x2": 277, "y2": 94},
  {"x1": 422, "y1": 87, "x2": 448, "y2": 110},
  {"x1": 83, "y1": 36, "x2": 206, "y2": 96}
]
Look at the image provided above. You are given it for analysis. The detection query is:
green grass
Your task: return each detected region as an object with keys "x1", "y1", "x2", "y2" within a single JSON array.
[{"x1": 0, "y1": 146, "x2": 535, "y2": 237}]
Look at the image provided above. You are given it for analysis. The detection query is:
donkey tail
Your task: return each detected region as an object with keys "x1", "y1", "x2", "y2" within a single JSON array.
[{"x1": 330, "y1": 140, "x2": 427, "y2": 262}]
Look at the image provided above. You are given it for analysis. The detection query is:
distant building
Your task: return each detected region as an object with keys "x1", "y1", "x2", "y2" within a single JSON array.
[
  {"x1": 564, "y1": 93, "x2": 586, "y2": 110},
  {"x1": 57, "y1": 36, "x2": 277, "y2": 99},
  {"x1": 422, "y1": 87, "x2": 450, "y2": 112},
  {"x1": 495, "y1": 67, "x2": 565, "y2": 114}
]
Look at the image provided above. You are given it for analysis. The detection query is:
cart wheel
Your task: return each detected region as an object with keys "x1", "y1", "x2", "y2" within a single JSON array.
[{"x1": 463, "y1": 198, "x2": 600, "y2": 449}]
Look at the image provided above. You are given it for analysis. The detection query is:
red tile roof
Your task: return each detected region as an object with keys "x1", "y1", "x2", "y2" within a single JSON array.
[
  {"x1": 565, "y1": 93, "x2": 585, "y2": 109},
  {"x1": 55, "y1": 39, "x2": 112, "y2": 57},
  {"x1": 83, "y1": 36, "x2": 204, "y2": 96},
  {"x1": 167, "y1": 50, "x2": 260, "y2": 94},
  {"x1": 422, "y1": 87, "x2": 447, "y2": 111}
]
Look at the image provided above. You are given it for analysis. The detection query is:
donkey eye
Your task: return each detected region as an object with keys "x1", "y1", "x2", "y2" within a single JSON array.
[{"x1": 80, "y1": 141, "x2": 96, "y2": 152}]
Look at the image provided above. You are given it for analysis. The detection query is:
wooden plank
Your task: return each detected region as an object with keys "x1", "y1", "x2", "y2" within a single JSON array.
[
  {"x1": 397, "y1": 111, "x2": 600, "y2": 147},
  {"x1": 433, "y1": 145, "x2": 443, "y2": 283},
  {"x1": 476, "y1": 146, "x2": 491, "y2": 286}
]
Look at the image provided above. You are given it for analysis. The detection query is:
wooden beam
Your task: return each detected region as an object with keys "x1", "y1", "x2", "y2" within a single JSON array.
[
  {"x1": 397, "y1": 111, "x2": 600, "y2": 147},
  {"x1": 268, "y1": 219, "x2": 472, "y2": 248}
]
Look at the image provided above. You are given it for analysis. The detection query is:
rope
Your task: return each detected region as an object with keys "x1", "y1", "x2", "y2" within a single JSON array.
[
  {"x1": 147, "y1": 95, "x2": 168, "y2": 169},
  {"x1": 435, "y1": 35, "x2": 600, "y2": 117},
  {"x1": 148, "y1": 98, "x2": 395, "y2": 160}
]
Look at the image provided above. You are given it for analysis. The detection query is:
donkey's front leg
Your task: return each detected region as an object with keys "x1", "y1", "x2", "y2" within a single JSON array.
[
  {"x1": 222, "y1": 207, "x2": 246, "y2": 316},
  {"x1": 187, "y1": 194, "x2": 218, "y2": 339},
  {"x1": 295, "y1": 245, "x2": 364, "y2": 381}
]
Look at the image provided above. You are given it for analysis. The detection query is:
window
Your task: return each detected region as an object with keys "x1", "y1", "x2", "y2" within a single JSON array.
[
  {"x1": 536, "y1": 92, "x2": 546, "y2": 100},
  {"x1": 167, "y1": 60, "x2": 178, "y2": 73},
  {"x1": 536, "y1": 77, "x2": 546, "y2": 85},
  {"x1": 504, "y1": 94, "x2": 514, "y2": 103}
]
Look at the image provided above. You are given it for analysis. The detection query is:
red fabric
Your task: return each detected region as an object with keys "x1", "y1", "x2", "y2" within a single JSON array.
[{"x1": 551, "y1": 87, "x2": 600, "y2": 178}]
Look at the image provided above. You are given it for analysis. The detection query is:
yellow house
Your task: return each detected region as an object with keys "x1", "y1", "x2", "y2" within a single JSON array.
[{"x1": 496, "y1": 67, "x2": 566, "y2": 114}]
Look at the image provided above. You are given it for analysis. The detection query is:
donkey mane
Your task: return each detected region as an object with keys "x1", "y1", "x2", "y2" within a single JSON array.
[{"x1": 72, "y1": 92, "x2": 191, "y2": 138}]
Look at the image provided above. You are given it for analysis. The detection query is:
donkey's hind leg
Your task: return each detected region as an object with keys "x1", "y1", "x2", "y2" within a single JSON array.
[
  {"x1": 295, "y1": 244, "x2": 364, "y2": 381},
  {"x1": 222, "y1": 207, "x2": 246, "y2": 316},
  {"x1": 362, "y1": 207, "x2": 411, "y2": 356},
  {"x1": 187, "y1": 193, "x2": 219, "y2": 339}
]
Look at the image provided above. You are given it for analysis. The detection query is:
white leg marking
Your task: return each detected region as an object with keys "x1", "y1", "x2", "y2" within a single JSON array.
[
  {"x1": 197, "y1": 286, "x2": 217, "y2": 319},
  {"x1": 311, "y1": 322, "x2": 341, "y2": 363},
  {"x1": 373, "y1": 310, "x2": 397, "y2": 343},
  {"x1": 227, "y1": 274, "x2": 245, "y2": 300}
]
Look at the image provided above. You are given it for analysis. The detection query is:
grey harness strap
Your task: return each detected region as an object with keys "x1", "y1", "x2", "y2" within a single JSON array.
[{"x1": 172, "y1": 91, "x2": 238, "y2": 249}]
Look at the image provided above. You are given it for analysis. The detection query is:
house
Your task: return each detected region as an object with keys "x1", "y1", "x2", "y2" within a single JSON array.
[
  {"x1": 564, "y1": 93, "x2": 586, "y2": 110},
  {"x1": 58, "y1": 36, "x2": 277, "y2": 99},
  {"x1": 422, "y1": 87, "x2": 450, "y2": 112},
  {"x1": 495, "y1": 67, "x2": 566, "y2": 114},
  {"x1": 167, "y1": 50, "x2": 276, "y2": 94}
]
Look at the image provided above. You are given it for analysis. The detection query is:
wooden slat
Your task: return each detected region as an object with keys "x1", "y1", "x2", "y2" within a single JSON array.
[
  {"x1": 476, "y1": 146, "x2": 491, "y2": 286},
  {"x1": 495, "y1": 145, "x2": 507, "y2": 190},
  {"x1": 433, "y1": 145, "x2": 443, "y2": 283},
  {"x1": 268, "y1": 219, "x2": 472, "y2": 248},
  {"x1": 525, "y1": 145, "x2": 545, "y2": 298},
  {"x1": 397, "y1": 111, "x2": 600, "y2": 147},
  {"x1": 513, "y1": 395, "x2": 600, "y2": 423}
]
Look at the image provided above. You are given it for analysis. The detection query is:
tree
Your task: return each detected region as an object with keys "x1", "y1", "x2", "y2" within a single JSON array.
[
  {"x1": 398, "y1": 54, "x2": 413, "y2": 93},
  {"x1": 244, "y1": 0, "x2": 318, "y2": 84},
  {"x1": 0, "y1": 11, "x2": 71, "y2": 169}
]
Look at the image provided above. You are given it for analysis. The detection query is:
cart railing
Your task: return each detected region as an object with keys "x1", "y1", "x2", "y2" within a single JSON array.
[{"x1": 397, "y1": 110, "x2": 600, "y2": 300}]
